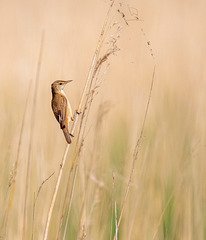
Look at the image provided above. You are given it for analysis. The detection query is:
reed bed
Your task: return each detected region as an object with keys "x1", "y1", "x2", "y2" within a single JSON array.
[{"x1": 0, "y1": 0, "x2": 206, "y2": 240}]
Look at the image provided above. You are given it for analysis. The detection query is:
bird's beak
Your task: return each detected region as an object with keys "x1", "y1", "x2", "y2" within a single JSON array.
[
  {"x1": 66, "y1": 80, "x2": 73, "y2": 84},
  {"x1": 62, "y1": 80, "x2": 72, "y2": 89}
]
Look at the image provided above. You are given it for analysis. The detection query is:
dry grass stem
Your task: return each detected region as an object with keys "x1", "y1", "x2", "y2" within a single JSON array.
[
  {"x1": 56, "y1": 1, "x2": 117, "y2": 238},
  {"x1": 115, "y1": 201, "x2": 118, "y2": 240},
  {"x1": 113, "y1": 65, "x2": 156, "y2": 240},
  {"x1": 77, "y1": 104, "x2": 110, "y2": 239},
  {"x1": 44, "y1": 2, "x2": 116, "y2": 237},
  {"x1": 62, "y1": 53, "x2": 114, "y2": 237},
  {"x1": 42, "y1": 144, "x2": 69, "y2": 240},
  {"x1": 56, "y1": 170, "x2": 73, "y2": 239},
  {"x1": 22, "y1": 31, "x2": 44, "y2": 239},
  {"x1": 151, "y1": 174, "x2": 184, "y2": 240},
  {"x1": 62, "y1": 165, "x2": 78, "y2": 240},
  {"x1": 31, "y1": 172, "x2": 54, "y2": 240},
  {"x1": 152, "y1": 189, "x2": 176, "y2": 240},
  {"x1": 110, "y1": 172, "x2": 115, "y2": 240},
  {"x1": 2, "y1": 78, "x2": 32, "y2": 240}
]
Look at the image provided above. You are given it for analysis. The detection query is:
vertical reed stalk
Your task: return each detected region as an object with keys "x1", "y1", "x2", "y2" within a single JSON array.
[
  {"x1": 56, "y1": 167, "x2": 73, "y2": 240},
  {"x1": 113, "y1": 65, "x2": 156, "y2": 240},
  {"x1": 110, "y1": 172, "x2": 115, "y2": 240},
  {"x1": 61, "y1": 55, "x2": 112, "y2": 238},
  {"x1": 42, "y1": 145, "x2": 69, "y2": 240},
  {"x1": 115, "y1": 201, "x2": 118, "y2": 240},
  {"x1": 3, "y1": 78, "x2": 32, "y2": 240},
  {"x1": 22, "y1": 31, "x2": 44, "y2": 239},
  {"x1": 62, "y1": 165, "x2": 78, "y2": 240},
  {"x1": 31, "y1": 172, "x2": 54, "y2": 240},
  {"x1": 56, "y1": 1, "x2": 116, "y2": 238}
]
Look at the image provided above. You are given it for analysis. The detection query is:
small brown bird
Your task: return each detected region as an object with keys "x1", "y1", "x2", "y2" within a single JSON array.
[{"x1": 51, "y1": 80, "x2": 73, "y2": 144}]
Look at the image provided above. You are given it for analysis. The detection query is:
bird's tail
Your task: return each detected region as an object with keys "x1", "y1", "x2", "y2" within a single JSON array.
[{"x1": 62, "y1": 127, "x2": 72, "y2": 144}]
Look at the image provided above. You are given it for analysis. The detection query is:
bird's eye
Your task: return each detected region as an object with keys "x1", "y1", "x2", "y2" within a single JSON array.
[{"x1": 59, "y1": 83, "x2": 62, "y2": 85}]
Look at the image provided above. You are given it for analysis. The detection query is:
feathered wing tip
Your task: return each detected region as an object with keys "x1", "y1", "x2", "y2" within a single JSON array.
[{"x1": 62, "y1": 128, "x2": 72, "y2": 144}]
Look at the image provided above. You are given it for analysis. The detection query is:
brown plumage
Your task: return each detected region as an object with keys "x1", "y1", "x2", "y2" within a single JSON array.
[{"x1": 51, "y1": 80, "x2": 73, "y2": 144}]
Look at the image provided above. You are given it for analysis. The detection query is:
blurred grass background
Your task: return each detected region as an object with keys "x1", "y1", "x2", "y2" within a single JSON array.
[{"x1": 0, "y1": 0, "x2": 206, "y2": 239}]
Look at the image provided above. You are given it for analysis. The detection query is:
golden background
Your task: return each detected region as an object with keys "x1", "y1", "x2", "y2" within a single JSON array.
[{"x1": 0, "y1": 0, "x2": 205, "y2": 239}]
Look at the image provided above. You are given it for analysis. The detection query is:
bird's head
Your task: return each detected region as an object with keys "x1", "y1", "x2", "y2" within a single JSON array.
[{"x1": 51, "y1": 80, "x2": 73, "y2": 92}]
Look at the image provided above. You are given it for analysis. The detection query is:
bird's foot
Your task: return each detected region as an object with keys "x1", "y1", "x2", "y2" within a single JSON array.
[
  {"x1": 72, "y1": 110, "x2": 81, "y2": 120},
  {"x1": 76, "y1": 109, "x2": 81, "y2": 115}
]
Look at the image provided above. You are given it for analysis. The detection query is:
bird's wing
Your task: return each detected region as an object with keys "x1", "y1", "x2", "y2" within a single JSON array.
[
  {"x1": 58, "y1": 96, "x2": 67, "y2": 129},
  {"x1": 52, "y1": 95, "x2": 67, "y2": 129}
]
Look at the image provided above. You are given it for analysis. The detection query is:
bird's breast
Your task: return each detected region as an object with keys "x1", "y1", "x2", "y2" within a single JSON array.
[{"x1": 60, "y1": 91, "x2": 72, "y2": 121}]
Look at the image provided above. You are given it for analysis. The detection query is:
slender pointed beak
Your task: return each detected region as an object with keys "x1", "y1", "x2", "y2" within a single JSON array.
[
  {"x1": 62, "y1": 80, "x2": 73, "y2": 89},
  {"x1": 66, "y1": 80, "x2": 73, "y2": 84}
]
